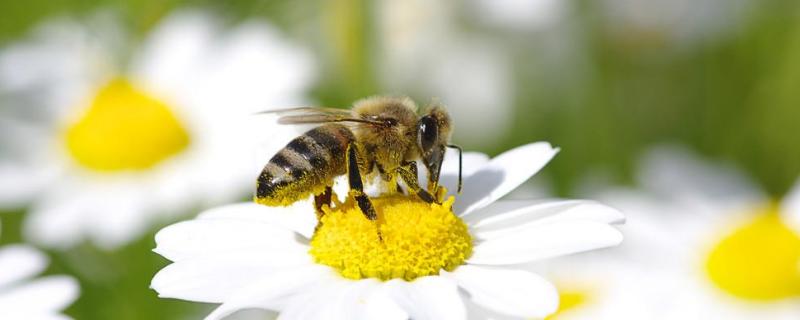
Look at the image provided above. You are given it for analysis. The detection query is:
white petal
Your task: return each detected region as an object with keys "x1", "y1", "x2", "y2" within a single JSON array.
[
  {"x1": 24, "y1": 186, "x2": 91, "y2": 249},
  {"x1": 472, "y1": 0, "x2": 565, "y2": 30},
  {"x1": 151, "y1": 251, "x2": 312, "y2": 303},
  {"x1": 0, "y1": 314, "x2": 72, "y2": 320},
  {"x1": 0, "y1": 162, "x2": 45, "y2": 208},
  {"x1": 352, "y1": 283, "x2": 408, "y2": 320},
  {"x1": 455, "y1": 142, "x2": 559, "y2": 216},
  {"x1": 23, "y1": 178, "x2": 154, "y2": 250},
  {"x1": 0, "y1": 16, "x2": 99, "y2": 113},
  {"x1": 464, "y1": 300, "x2": 517, "y2": 320},
  {"x1": 331, "y1": 175, "x2": 355, "y2": 202},
  {"x1": 442, "y1": 151, "x2": 490, "y2": 177},
  {"x1": 384, "y1": 276, "x2": 466, "y2": 320},
  {"x1": 87, "y1": 196, "x2": 150, "y2": 250},
  {"x1": 204, "y1": 265, "x2": 331, "y2": 320},
  {"x1": 279, "y1": 289, "x2": 324, "y2": 319},
  {"x1": 467, "y1": 199, "x2": 625, "y2": 237},
  {"x1": 0, "y1": 123, "x2": 59, "y2": 209},
  {"x1": 134, "y1": 11, "x2": 217, "y2": 97},
  {"x1": 137, "y1": 11, "x2": 314, "y2": 117},
  {"x1": 638, "y1": 145, "x2": 764, "y2": 206},
  {"x1": 277, "y1": 277, "x2": 348, "y2": 320},
  {"x1": 436, "y1": 151, "x2": 491, "y2": 197},
  {"x1": 190, "y1": 21, "x2": 315, "y2": 114},
  {"x1": 154, "y1": 218, "x2": 306, "y2": 262},
  {"x1": 468, "y1": 221, "x2": 623, "y2": 265},
  {"x1": 314, "y1": 279, "x2": 406, "y2": 320},
  {"x1": 0, "y1": 245, "x2": 48, "y2": 289},
  {"x1": 0, "y1": 276, "x2": 79, "y2": 313},
  {"x1": 224, "y1": 309, "x2": 278, "y2": 320},
  {"x1": 447, "y1": 265, "x2": 558, "y2": 318},
  {"x1": 427, "y1": 43, "x2": 512, "y2": 149},
  {"x1": 198, "y1": 202, "x2": 317, "y2": 240},
  {"x1": 781, "y1": 178, "x2": 800, "y2": 234},
  {"x1": 278, "y1": 277, "x2": 406, "y2": 320}
]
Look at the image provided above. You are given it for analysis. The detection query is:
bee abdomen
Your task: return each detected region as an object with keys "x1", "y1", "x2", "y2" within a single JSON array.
[
  {"x1": 255, "y1": 124, "x2": 353, "y2": 206},
  {"x1": 287, "y1": 135, "x2": 329, "y2": 169}
]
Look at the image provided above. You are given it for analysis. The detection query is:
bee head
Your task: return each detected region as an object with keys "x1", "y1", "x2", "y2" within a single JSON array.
[{"x1": 417, "y1": 105, "x2": 454, "y2": 192}]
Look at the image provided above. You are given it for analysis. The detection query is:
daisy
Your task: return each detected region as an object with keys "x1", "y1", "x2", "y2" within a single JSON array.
[
  {"x1": 151, "y1": 142, "x2": 625, "y2": 319},
  {"x1": 541, "y1": 146, "x2": 800, "y2": 319},
  {"x1": 375, "y1": 0, "x2": 515, "y2": 149},
  {"x1": 0, "y1": 11, "x2": 314, "y2": 248},
  {"x1": 599, "y1": 0, "x2": 751, "y2": 47},
  {"x1": 0, "y1": 221, "x2": 80, "y2": 319},
  {"x1": 469, "y1": 0, "x2": 567, "y2": 31}
]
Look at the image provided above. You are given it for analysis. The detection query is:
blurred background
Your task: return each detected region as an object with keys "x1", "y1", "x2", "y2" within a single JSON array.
[{"x1": 0, "y1": 0, "x2": 799, "y2": 319}]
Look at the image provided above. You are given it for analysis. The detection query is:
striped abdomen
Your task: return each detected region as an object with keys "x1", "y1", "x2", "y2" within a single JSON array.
[{"x1": 255, "y1": 124, "x2": 354, "y2": 206}]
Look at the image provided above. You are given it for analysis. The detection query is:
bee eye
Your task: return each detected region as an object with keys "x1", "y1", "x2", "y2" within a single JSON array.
[{"x1": 418, "y1": 116, "x2": 439, "y2": 151}]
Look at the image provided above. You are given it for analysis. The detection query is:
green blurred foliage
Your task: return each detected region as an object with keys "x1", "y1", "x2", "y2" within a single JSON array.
[
  {"x1": 1, "y1": 0, "x2": 799, "y2": 319},
  {"x1": 506, "y1": 0, "x2": 800, "y2": 196}
]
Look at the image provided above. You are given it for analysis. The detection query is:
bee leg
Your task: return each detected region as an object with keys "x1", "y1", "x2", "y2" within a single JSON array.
[
  {"x1": 313, "y1": 186, "x2": 332, "y2": 220},
  {"x1": 378, "y1": 164, "x2": 404, "y2": 194},
  {"x1": 347, "y1": 144, "x2": 382, "y2": 241},
  {"x1": 397, "y1": 161, "x2": 437, "y2": 204},
  {"x1": 347, "y1": 143, "x2": 378, "y2": 221}
]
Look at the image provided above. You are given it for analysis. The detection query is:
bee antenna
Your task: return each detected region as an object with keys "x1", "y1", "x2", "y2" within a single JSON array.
[{"x1": 447, "y1": 144, "x2": 463, "y2": 193}]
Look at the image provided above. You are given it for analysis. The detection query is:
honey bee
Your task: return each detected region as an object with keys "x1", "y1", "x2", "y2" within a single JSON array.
[{"x1": 255, "y1": 96, "x2": 462, "y2": 221}]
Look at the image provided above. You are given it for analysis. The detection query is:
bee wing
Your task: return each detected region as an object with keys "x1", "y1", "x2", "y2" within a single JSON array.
[{"x1": 256, "y1": 107, "x2": 382, "y2": 125}]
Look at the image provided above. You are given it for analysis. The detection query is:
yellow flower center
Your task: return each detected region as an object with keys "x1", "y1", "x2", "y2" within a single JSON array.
[
  {"x1": 65, "y1": 79, "x2": 190, "y2": 172},
  {"x1": 546, "y1": 286, "x2": 591, "y2": 320},
  {"x1": 705, "y1": 205, "x2": 800, "y2": 301},
  {"x1": 309, "y1": 194, "x2": 472, "y2": 281}
]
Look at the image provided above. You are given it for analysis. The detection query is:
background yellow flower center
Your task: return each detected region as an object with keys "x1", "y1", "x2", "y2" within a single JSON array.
[
  {"x1": 309, "y1": 195, "x2": 472, "y2": 281},
  {"x1": 546, "y1": 285, "x2": 592, "y2": 320},
  {"x1": 705, "y1": 205, "x2": 800, "y2": 301},
  {"x1": 65, "y1": 79, "x2": 190, "y2": 172}
]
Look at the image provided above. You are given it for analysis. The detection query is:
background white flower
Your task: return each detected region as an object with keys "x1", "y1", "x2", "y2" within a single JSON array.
[
  {"x1": 469, "y1": 0, "x2": 567, "y2": 31},
  {"x1": 0, "y1": 220, "x2": 79, "y2": 319},
  {"x1": 539, "y1": 146, "x2": 800, "y2": 319},
  {"x1": 375, "y1": 0, "x2": 515, "y2": 150},
  {"x1": 151, "y1": 142, "x2": 624, "y2": 319},
  {"x1": 0, "y1": 11, "x2": 314, "y2": 249},
  {"x1": 599, "y1": 0, "x2": 753, "y2": 47}
]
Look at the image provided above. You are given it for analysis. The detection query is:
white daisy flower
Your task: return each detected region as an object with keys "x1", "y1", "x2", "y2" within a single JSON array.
[
  {"x1": 151, "y1": 142, "x2": 625, "y2": 319},
  {"x1": 469, "y1": 0, "x2": 567, "y2": 31},
  {"x1": 0, "y1": 221, "x2": 80, "y2": 319},
  {"x1": 541, "y1": 146, "x2": 800, "y2": 319},
  {"x1": 599, "y1": 0, "x2": 751, "y2": 47},
  {"x1": 0, "y1": 11, "x2": 314, "y2": 249},
  {"x1": 375, "y1": 0, "x2": 515, "y2": 149}
]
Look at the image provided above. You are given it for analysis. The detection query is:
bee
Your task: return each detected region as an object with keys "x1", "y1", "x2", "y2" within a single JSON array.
[{"x1": 255, "y1": 96, "x2": 462, "y2": 221}]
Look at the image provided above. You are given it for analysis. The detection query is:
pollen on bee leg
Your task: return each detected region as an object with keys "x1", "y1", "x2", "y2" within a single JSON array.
[
  {"x1": 309, "y1": 193, "x2": 472, "y2": 281},
  {"x1": 331, "y1": 191, "x2": 343, "y2": 207},
  {"x1": 434, "y1": 186, "x2": 448, "y2": 202}
]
